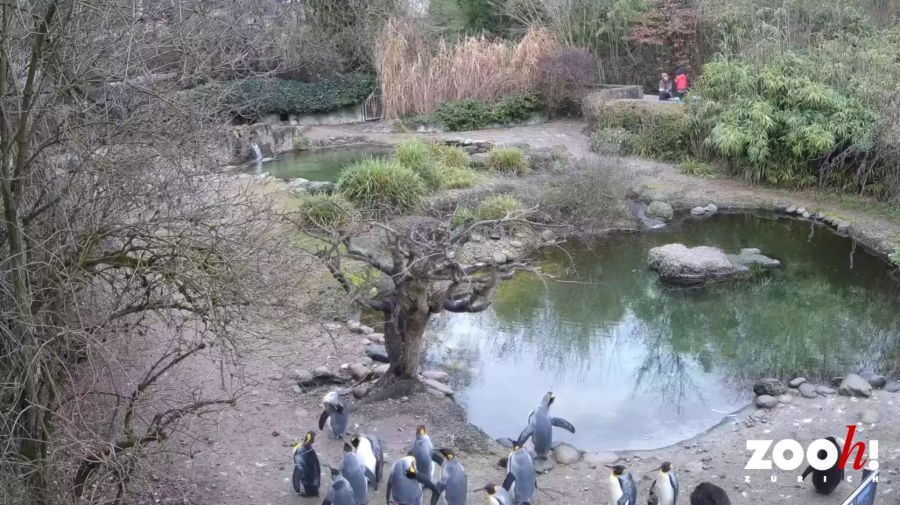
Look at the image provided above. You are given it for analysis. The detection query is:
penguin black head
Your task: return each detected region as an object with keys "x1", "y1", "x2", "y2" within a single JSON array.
[
  {"x1": 350, "y1": 434, "x2": 361, "y2": 448},
  {"x1": 544, "y1": 391, "x2": 555, "y2": 406},
  {"x1": 606, "y1": 464, "x2": 626, "y2": 476},
  {"x1": 342, "y1": 442, "x2": 353, "y2": 453},
  {"x1": 660, "y1": 461, "x2": 672, "y2": 473},
  {"x1": 483, "y1": 483, "x2": 500, "y2": 495},
  {"x1": 439, "y1": 448, "x2": 456, "y2": 460},
  {"x1": 416, "y1": 425, "x2": 427, "y2": 436},
  {"x1": 511, "y1": 440, "x2": 523, "y2": 452},
  {"x1": 328, "y1": 466, "x2": 341, "y2": 478},
  {"x1": 304, "y1": 431, "x2": 316, "y2": 445}
]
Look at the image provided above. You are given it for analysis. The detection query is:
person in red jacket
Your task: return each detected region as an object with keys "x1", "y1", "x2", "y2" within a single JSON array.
[{"x1": 674, "y1": 67, "x2": 689, "y2": 99}]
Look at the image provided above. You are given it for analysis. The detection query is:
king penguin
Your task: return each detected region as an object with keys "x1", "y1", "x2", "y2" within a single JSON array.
[
  {"x1": 606, "y1": 464, "x2": 637, "y2": 505},
  {"x1": 431, "y1": 448, "x2": 467, "y2": 505},
  {"x1": 502, "y1": 442, "x2": 536, "y2": 505},
  {"x1": 483, "y1": 483, "x2": 513, "y2": 505},
  {"x1": 410, "y1": 425, "x2": 442, "y2": 482},
  {"x1": 292, "y1": 431, "x2": 321, "y2": 497},
  {"x1": 689, "y1": 482, "x2": 730, "y2": 505},
  {"x1": 339, "y1": 442, "x2": 373, "y2": 505},
  {"x1": 648, "y1": 461, "x2": 678, "y2": 505},
  {"x1": 319, "y1": 390, "x2": 349, "y2": 439},
  {"x1": 386, "y1": 455, "x2": 440, "y2": 505},
  {"x1": 323, "y1": 467, "x2": 357, "y2": 505},
  {"x1": 351, "y1": 433, "x2": 384, "y2": 490},
  {"x1": 801, "y1": 436, "x2": 843, "y2": 495},
  {"x1": 516, "y1": 392, "x2": 575, "y2": 459}
]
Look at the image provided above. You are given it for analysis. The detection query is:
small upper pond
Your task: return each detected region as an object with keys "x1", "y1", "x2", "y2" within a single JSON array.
[
  {"x1": 249, "y1": 145, "x2": 390, "y2": 182},
  {"x1": 426, "y1": 212, "x2": 900, "y2": 451}
]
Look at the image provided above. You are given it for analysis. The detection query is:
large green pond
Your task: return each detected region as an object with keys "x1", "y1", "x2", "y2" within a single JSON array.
[
  {"x1": 250, "y1": 145, "x2": 390, "y2": 182},
  {"x1": 427, "y1": 212, "x2": 900, "y2": 451}
]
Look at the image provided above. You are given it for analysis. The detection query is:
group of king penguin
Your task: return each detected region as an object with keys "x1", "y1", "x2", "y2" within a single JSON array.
[{"x1": 293, "y1": 390, "x2": 738, "y2": 505}]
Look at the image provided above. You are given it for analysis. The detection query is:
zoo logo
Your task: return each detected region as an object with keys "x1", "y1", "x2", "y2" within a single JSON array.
[{"x1": 745, "y1": 426, "x2": 878, "y2": 472}]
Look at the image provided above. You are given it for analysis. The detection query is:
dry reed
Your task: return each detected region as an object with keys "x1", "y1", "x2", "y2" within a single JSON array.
[{"x1": 377, "y1": 18, "x2": 558, "y2": 119}]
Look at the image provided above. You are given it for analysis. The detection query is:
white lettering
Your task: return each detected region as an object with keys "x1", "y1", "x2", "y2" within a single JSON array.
[
  {"x1": 772, "y1": 440, "x2": 804, "y2": 471},
  {"x1": 807, "y1": 439, "x2": 839, "y2": 471},
  {"x1": 745, "y1": 440, "x2": 773, "y2": 470}
]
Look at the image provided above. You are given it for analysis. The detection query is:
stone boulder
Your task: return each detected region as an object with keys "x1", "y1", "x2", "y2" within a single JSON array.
[
  {"x1": 788, "y1": 377, "x2": 807, "y2": 388},
  {"x1": 755, "y1": 395, "x2": 778, "y2": 409},
  {"x1": 553, "y1": 443, "x2": 582, "y2": 464},
  {"x1": 798, "y1": 383, "x2": 818, "y2": 399},
  {"x1": 648, "y1": 244, "x2": 780, "y2": 286},
  {"x1": 838, "y1": 374, "x2": 872, "y2": 397},
  {"x1": 646, "y1": 201, "x2": 674, "y2": 221},
  {"x1": 753, "y1": 378, "x2": 787, "y2": 397},
  {"x1": 365, "y1": 344, "x2": 390, "y2": 363},
  {"x1": 885, "y1": 381, "x2": 900, "y2": 393},
  {"x1": 858, "y1": 368, "x2": 887, "y2": 389}
]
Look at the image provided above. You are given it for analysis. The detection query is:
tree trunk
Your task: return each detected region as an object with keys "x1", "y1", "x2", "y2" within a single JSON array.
[{"x1": 382, "y1": 282, "x2": 431, "y2": 379}]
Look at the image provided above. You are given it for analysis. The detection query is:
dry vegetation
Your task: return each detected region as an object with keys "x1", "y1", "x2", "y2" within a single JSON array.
[{"x1": 377, "y1": 19, "x2": 557, "y2": 118}]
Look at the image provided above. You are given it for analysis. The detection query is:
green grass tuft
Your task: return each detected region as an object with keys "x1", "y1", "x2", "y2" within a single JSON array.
[
  {"x1": 337, "y1": 157, "x2": 426, "y2": 214},
  {"x1": 487, "y1": 147, "x2": 530, "y2": 175}
]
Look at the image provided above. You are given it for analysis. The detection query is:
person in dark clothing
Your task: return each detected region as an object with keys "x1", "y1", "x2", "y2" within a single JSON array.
[{"x1": 658, "y1": 72, "x2": 673, "y2": 101}]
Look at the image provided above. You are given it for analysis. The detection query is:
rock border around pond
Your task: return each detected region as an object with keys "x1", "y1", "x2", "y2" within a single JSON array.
[{"x1": 776, "y1": 203, "x2": 851, "y2": 233}]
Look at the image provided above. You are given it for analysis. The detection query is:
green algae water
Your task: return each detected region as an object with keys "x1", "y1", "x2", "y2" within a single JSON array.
[
  {"x1": 252, "y1": 145, "x2": 390, "y2": 181},
  {"x1": 428, "y1": 212, "x2": 900, "y2": 451}
]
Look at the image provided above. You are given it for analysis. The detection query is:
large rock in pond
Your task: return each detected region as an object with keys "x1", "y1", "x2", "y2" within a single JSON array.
[
  {"x1": 646, "y1": 201, "x2": 674, "y2": 221},
  {"x1": 648, "y1": 244, "x2": 780, "y2": 286}
]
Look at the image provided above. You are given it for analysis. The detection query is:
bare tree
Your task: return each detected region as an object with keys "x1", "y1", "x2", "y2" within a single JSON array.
[
  {"x1": 0, "y1": 2, "x2": 298, "y2": 504},
  {"x1": 298, "y1": 208, "x2": 531, "y2": 384}
]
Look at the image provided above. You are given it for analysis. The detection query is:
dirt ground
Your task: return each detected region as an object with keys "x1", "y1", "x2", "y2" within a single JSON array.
[{"x1": 147, "y1": 120, "x2": 900, "y2": 505}]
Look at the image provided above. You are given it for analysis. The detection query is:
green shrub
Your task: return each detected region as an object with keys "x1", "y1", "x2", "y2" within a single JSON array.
[
  {"x1": 475, "y1": 195, "x2": 523, "y2": 220},
  {"x1": 450, "y1": 206, "x2": 477, "y2": 229},
  {"x1": 189, "y1": 73, "x2": 377, "y2": 118},
  {"x1": 394, "y1": 138, "x2": 443, "y2": 191},
  {"x1": 442, "y1": 167, "x2": 479, "y2": 189},
  {"x1": 337, "y1": 158, "x2": 426, "y2": 213},
  {"x1": 295, "y1": 195, "x2": 358, "y2": 231},
  {"x1": 691, "y1": 56, "x2": 878, "y2": 187},
  {"x1": 491, "y1": 94, "x2": 545, "y2": 123},
  {"x1": 593, "y1": 101, "x2": 691, "y2": 162},
  {"x1": 429, "y1": 144, "x2": 471, "y2": 169},
  {"x1": 487, "y1": 147, "x2": 530, "y2": 175},
  {"x1": 431, "y1": 94, "x2": 544, "y2": 131},
  {"x1": 592, "y1": 127, "x2": 635, "y2": 156},
  {"x1": 679, "y1": 160, "x2": 719, "y2": 177},
  {"x1": 433, "y1": 100, "x2": 493, "y2": 131}
]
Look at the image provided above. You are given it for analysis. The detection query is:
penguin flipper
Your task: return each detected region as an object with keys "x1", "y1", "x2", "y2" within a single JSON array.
[
  {"x1": 669, "y1": 472, "x2": 678, "y2": 504},
  {"x1": 430, "y1": 482, "x2": 445, "y2": 505},
  {"x1": 501, "y1": 472, "x2": 515, "y2": 491},
  {"x1": 414, "y1": 473, "x2": 440, "y2": 494},
  {"x1": 801, "y1": 465, "x2": 814, "y2": 480},
  {"x1": 431, "y1": 450, "x2": 445, "y2": 466},
  {"x1": 318, "y1": 410, "x2": 329, "y2": 430},
  {"x1": 516, "y1": 425, "x2": 534, "y2": 446},
  {"x1": 385, "y1": 471, "x2": 393, "y2": 505},
  {"x1": 550, "y1": 417, "x2": 576, "y2": 434},
  {"x1": 363, "y1": 466, "x2": 376, "y2": 483}
]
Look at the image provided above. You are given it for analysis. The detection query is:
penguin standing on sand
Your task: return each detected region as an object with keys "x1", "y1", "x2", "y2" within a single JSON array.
[
  {"x1": 502, "y1": 442, "x2": 536, "y2": 505},
  {"x1": 516, "y1": 392, "x2": 576, "y2": 459},
  {"x1": 801, "y1": 436, "x2": 844, "y2": 495},
  {"x1": 323, "y1": 468, "x2": 357, "y2": 505},
  {"x1": 689, "y1": 482, "x2": 730, "y2": 505},
  {"x1": 292, "y1": 431, "x2": 321, "y2": 496},
  {"x1": 431, "y1": 448, "x2": 467, "y2": 505},
  {"x1": 319, "y1": 390, "x2": 349, "y2": 439},
  {"x1": 411, "y1": 425, "x2": 442, "y2": 482},
  {"x1": 386, "y1": 455, "x2": 440, "y2": 505},
  {"x1": 607, "y1": 464, "x2": 637, "y2": 505},
  {"x1": 483, "y1": 483, "x2": 513, "y2": 505},
  {"x1": 648, "y1": 461, "x2": 678, "y2": 505},
  {"x1": 339, "y1": 442, "x2": 373, "y2": 505},
  {"x1": 351, "y1": 434, "x2": 384, "y2": 490}
]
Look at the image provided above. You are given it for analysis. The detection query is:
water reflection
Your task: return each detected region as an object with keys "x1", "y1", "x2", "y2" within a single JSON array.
[{"x1": 427, "y1": 213, "x2": 900, "y2": 451}]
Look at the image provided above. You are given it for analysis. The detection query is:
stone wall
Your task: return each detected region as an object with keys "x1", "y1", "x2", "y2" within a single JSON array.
[
  {"x1": 221, "y1": 123, "x2": 308, "y2": 163},
  {"x1": 260, "y1": 105, "x2": 368, "y2": 128}
]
